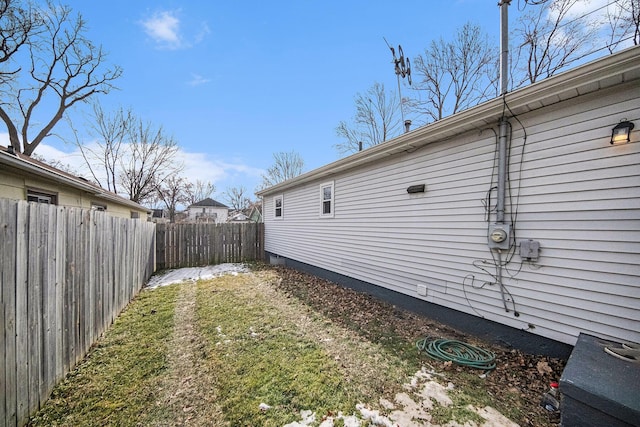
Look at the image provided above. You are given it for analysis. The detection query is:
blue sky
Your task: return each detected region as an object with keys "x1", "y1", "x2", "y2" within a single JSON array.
[{"x1": 4, "y1": 0, "x2": 615, "y2": 203}]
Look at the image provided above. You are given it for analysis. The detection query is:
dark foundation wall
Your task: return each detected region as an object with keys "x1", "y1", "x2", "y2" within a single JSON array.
[{"x1": 268, "y1": 252, "x2": 573, "y2": 359}]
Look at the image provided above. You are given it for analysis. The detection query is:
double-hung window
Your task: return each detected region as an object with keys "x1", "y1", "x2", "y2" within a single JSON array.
[
  {"x1": 320, "y1": 182, "x2": 334, "y2": 217},
  {"x1": 274, "y1": 195, "x2": 283, "y2": 219}
]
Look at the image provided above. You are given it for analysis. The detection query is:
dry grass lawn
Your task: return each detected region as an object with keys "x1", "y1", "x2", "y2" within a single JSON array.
[{"x1": 28, "y1": 265, "x2": 564, "y2": 426}]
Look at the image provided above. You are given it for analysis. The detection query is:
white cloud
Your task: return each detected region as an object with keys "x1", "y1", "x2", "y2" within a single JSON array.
[
  {"x1": 538, "y1": 0, "x2": 636, "y2": 56},
  {"x1": 141, "y1": 10, "x2": 184, "y2": 50},
  {"x1": 0, "y1": 133, "x2": 264, "y2": 198},
  {"x1": 546, "y1": 0, "x2": 622, "y2": 30},
  {"x1": 178, "y1": 150, "x2": 265, "y2": 195},
  {"x1": 140, "y1": 10, "x2": 210, "y2": 50},
  {"x1": 4, "y1": 139, "x2": 264, "y2": 197},
  {"x1": 0, "y1": 136, "x2": 89, "y2": 174},
  {"x1": 195, "y1": 22, "x2": 211, "y2": 44},
  {"x1": 187, "y1": 73, "x2": 211, "y2": 86}
]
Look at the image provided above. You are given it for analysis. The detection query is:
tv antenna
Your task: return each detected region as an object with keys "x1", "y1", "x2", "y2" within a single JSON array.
[{"x1": 384, "y1": 37, "x2": 412, "y2": 129}]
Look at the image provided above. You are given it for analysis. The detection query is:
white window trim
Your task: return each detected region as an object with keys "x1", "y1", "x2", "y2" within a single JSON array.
[
  {"x1": 27, "y1": 188, "x2": 58, "y2": 205},
  {"x1": 91, "y1": 202, "x2": 107, "y2": 211},
  {"x1": 319, "y1": 181, "x2": 334, "y2": 218},
  {"x1": 274, "y1": 194, "x2": 284, "y2": 220}
]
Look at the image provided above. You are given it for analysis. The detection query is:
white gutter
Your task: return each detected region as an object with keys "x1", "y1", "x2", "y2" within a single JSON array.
[{"x1": 257, "y1": 45, "x2": 640, "y2": 197}]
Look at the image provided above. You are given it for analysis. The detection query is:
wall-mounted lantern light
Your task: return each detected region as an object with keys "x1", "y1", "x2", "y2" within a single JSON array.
[{"x1": 610, "y1": 120, "x2": 634, "y2": 145}]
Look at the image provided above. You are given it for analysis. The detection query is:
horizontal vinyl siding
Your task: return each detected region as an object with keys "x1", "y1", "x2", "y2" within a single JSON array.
[
  {"x1": 501, "y1": 84, "x2": 640, "y2": 345},
  {"x1": 265, "y1": 81, "x2": 640, "y2": 346}
]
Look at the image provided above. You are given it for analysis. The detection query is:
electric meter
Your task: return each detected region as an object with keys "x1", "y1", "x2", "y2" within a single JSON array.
[
  {"x1": 490, "y1": 228, "x2": 507, "y2": 243},
  {"x1": 488, "y1": 223, "x2": 511, "y2": 250}
]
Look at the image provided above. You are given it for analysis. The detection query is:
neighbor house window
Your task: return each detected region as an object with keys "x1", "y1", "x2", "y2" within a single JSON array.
[
  {"x1": 91, "y1": 203, "x2": 107, "y2": 211},
  {"x1": 26, "y1": 189, "x2": 57, "y2": 205},
  {"x1": 130, "y1": 211, "x2": 140, "y2": 219},
  {"x1": 274, "y1": 195, "x2": 283, "y2": 219},
  {"x1": 320, "y1": 182, "x2": 334, "y2": 217}
]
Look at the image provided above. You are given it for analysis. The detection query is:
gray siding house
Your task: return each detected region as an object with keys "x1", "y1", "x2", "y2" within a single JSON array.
[{"x1": 257, "y1": 47, "x2": 640, "y2": 350}]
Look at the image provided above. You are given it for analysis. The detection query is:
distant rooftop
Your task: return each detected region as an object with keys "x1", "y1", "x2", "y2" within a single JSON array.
[{"x1": 189, "y1": 198, "x2": 228, "y2": 208}]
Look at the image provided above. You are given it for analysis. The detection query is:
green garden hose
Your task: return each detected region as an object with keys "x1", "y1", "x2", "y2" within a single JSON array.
[{"x1": 416, "y1": 337, "x2": 496, "y2": 370}]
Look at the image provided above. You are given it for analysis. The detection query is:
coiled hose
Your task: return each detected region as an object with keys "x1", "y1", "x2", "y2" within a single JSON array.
[{"x1": 416, "y1": 337, "x2": 496, "y2": 370}]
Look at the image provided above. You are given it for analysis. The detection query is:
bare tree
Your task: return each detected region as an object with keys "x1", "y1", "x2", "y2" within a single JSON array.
[
  {"x1": 76, "y1": 103, "x2": 133, "y2": 193},
  {"x1": 334, "y1": 82, "x2": 401, "y2": 155},
  {"x1": 511, "y1": 0, "x2": 598, "y2": 88},
  {"x1": 120, "y1": 118, "x2": 182, "y2": 204},
  {"x1": 628, "y1": 0, "x2": 640, "y2": 44},
  {"x1": 187, "y1": 179, "x2": 215, "y2": 205},
  {"x1": 602, "y1": 0, "x2": 636, "y2": 52},
  {"x1": 156, "y1": 175, "x2": 192, "y2": 223},
  {"x1": 31, "y1": 152, "x2": 78, "y2": 175},
  {"x1": 224, "y1": 186, "x2": 251, "y2": 212},
  {"x1": 410, "y1": 22, "x2": 497, "y2": 123},
  {"x1": 0, "y1": 1, "x2": 122, "y2": 156},
  {"x1": 258, "y1": 151, "x2": 304, "y2": 190},
  {"x1": 0, "y1": 0, "x2": 38, "y2": 88},
  {"x1": 612, "y1": 0, "x2": 640, "y2": 46}
]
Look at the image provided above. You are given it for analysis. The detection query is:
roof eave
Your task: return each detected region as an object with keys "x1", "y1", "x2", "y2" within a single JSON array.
[
  {"x1": 0, "y1": 149, "x2": 102, "y2": 194},
  {"x1": 257, "y1": 46, "x2": 640, "y2": 197},
  {"x1": 0, "y1": 149, "x2": 149, "y2": 212}
]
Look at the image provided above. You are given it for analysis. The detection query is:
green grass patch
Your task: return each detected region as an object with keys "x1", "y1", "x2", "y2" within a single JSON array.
[
  {"x1": 26, "y1": 267, "x2": 531, "y2": 426},
  {"x1": 29, "y1": 285, "x2": 180, "y2": 427},
  {"x1": 196, "y1": 275, "x2": 363, "y2": 426}
]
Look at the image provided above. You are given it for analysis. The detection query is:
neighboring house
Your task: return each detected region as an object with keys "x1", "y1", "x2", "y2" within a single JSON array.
[
  {"x1": 228, "y1": 203, "x2": 263, "y2": 223},
  {"x1": 186, "y1": 198, "x2": 229, "y2": 223},
  {"x1": 257, "y1": 47, "x2": 640, "y2": 353},
  {"x1": 228, "y1": 211, "x2": 250, "y2": 223},
  {"x1": 0, "y1": 146, "x2": 150, "y2": 219},
  {"x1": 247, "y1": 202, "x2": 263, "y2": 223},
  {"x1": 151, "y1": 208, "x2": 170, "y2": 223}
]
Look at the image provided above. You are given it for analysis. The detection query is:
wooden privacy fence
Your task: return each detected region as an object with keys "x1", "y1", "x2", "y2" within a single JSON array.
[
  {"x1": 156, "y1": 222, "x2": 264, "y2": 269},
  {"x1": 0, "y1": 199, "x2": 156, "y2": 427}
]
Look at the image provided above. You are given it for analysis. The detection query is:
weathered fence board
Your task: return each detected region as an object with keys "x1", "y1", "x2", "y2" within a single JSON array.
[
  {"x1": 0, "y1": 199, "x2": 155, "y2": 427},
  {"x1": 155, "y1": 222, "x2": 264, "y2": 270}
]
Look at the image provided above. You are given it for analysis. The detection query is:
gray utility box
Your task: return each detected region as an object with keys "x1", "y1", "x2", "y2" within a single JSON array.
[
  {"x1": 559, "y1": 333, "x2": 640, "y2": 427},
  {"x1": 519, "y1": 239, "x2": 540, "y2": 261}
]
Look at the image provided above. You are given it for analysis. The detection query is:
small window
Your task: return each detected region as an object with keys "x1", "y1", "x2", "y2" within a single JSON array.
[
  {"x1": 91, "y1": 203, "x2": 107, "y2": 212},
  {"x1": 320, "y1": 182, "x2": 334, "y2": 217},
  {"x1": 27, "y1": 189, "x2": 57, "y2": 205},
  {"x1": 274, "y1": 195, "x2": 283, "y2": 219},
  {"x1": 130, "y1": 211, "x2": 140, "y2": 219}
]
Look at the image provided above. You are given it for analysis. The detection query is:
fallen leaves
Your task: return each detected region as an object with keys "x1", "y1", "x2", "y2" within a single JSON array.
[
  {"x1": 268, "y1": 265, "x2": 567, "y2": 427},
  {"x1": 537, "y1": 360, "x2": 553, "y2": 375}
]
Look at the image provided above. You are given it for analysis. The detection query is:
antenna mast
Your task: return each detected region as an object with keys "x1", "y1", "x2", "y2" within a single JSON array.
[{"x1": 384, "y1": 38, "x2": 412, "y2": 131}]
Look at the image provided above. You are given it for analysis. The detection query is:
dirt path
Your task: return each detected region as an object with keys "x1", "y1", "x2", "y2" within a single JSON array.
[
  {"x1": 155, "y1": 279, "x2": 226, "y2": 426},
  {"x1": 154, "y1": 270, "x2": 522, "y2": 426}
]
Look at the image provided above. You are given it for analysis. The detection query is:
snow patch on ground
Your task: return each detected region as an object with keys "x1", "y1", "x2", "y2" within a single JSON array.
[
  {"x1": 146, "y1": 265, "x2": 518, "y2": 426},
  {"x1": 281, "y1": 366, "x2": 519, "y2": 427},
  {"x1": 145, "y1": 263, "x2": 250, "y2": 289}
]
